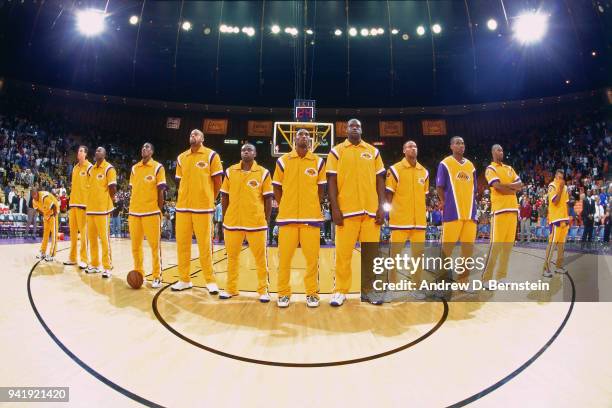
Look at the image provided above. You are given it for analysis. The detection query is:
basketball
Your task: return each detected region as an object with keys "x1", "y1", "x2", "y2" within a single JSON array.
[{"x1": 127, "y1": 270, "x2": 144, "y2": 289}]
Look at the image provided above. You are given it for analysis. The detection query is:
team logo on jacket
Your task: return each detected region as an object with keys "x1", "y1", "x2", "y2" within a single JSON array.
[
  {"x1": 360, "y1": 152, "x2": 373, "y2": 160},
  {"x1": 456, "y1": 171, "x2": 471, "y2": 182},
  {"x1": 247, "y1": 179, "x2": 260, "y2": 188},
  {"x1": 79, "y1": 171, "x2": 86, "y2": 177},
  {"x1": 96, "y1": 173, "x2": 104, "y2": 180},
  {"x1": 304, "y1": 168, "x2": 317, "y2": 177},
  {"x1": 195, "y1": 160, "x2": 208, "y2": 169},
  {"x1": 507, "y1": 168, "x2": 513, "y2": 177},
  {"x1": 144, "y1": 175, "x2": 155, "y2": 183},
  {"x1": 418, "y1": 177, "x2": 425, "y2": 185}
]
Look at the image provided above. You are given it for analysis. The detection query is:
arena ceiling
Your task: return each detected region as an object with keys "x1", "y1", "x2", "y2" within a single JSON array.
[{"x1": 0, "y1": 0, "x2": 610, "y2": 108}]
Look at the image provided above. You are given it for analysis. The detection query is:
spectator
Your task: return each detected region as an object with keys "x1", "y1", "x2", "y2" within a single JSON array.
[
  {"x1": 12, "y1": 191, "x2": 27, "y2": 214},
  {"x1": 519, "y1": 197, "x2": 532, "y2": 242},
  {"x1": 581, "y1": 191, "x2": 595, "y2": 248},
  {"x1": 538, "y1": 201, "x2": 548, "y2": 227},
  {"x1": 26, "y1": 190, "x2": 38, "y2": 239},
  {"x1": 111, "y1": 197, "x2": 123, "y2": 238}
]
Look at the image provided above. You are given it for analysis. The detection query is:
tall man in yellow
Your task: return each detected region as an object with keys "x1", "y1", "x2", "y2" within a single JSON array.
[
  {"x1": 128, "y1": 143, "x2": 167, "y2": 289},
  {"x1": 327, "y1": 118, "x2": 386, "y2": 307},
  {"x1": 171, "y1": 129, "x2": 223, "y2": 293},
  {"x1": 482, "y1": 144, "x2": 522, "y2": 284},
  {"x1": 64, "y1": 145, "x2": 92, "y2": 269},
  {"x1": 86, "y1": 147, "x2": 117, "y2": 278},
  {"x1": 436, "y1": 136, "x2": 477, "y2": 289},
  {"x1": 273, "y1": 129, "x2": 326, "y2": 308},
  {"x1": 385, "y1": 140, "x2": 429, "y2": 300},
  {"x1": 218, "y1": 143, "x2": 272, "y2": 302},
  {"x1": 32, "y1": 188, "x2": 59, "y2": 262},
  {"x1": 543, "y1": 169, "x2": 570, "y2": 277}
]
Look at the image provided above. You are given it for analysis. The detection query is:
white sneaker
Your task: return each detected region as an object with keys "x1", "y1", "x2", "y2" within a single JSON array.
[
  {"x1": 330, "y1": 292, "x2": 346, "y2": 307},
  {"x1": 151, "y1": 278, "x2": 162, "y2": 289},
  {"x1": 44, "y1": 255, "x2": 55, "y2": 262},
  {"x1": 102, "y1": 270, "x2": 112, "y2": 278},
  {"x1": 206, "y1": 282, "x2": 219, "y2": 295},
  {"x1": 171, "y1": 280, "x2": 193, "y2": 291},
  {"x1": 78, "y1": 261, "x2": 88, "y2": 269},
  {"x1": 63, "y1": 260, "x2": 76, "y2": 266},
  {"x1": 543, "y1": 270, "x2": 554, "y2": 278},
  {"x1": 554, "y1": 267, "x2": 567, "y2": 275},
  {"x1": 277, "y1": 296, "x2": 290, "y2": 308},
  {"x1": 35, "y1": 251, "x2": 44, "y2": 259},
  {"x1": 219, "y1": 290, "x2": 235, "y2": 300},
  {"x1": 306, "y1": 295, "x2": 320, "y2": 308},
  {"x1": 86, "y1": 265, "x2": 101, "y2": 274},
  {"x1": 259, "y1": 292, "x2": 271, "y2": 303}
]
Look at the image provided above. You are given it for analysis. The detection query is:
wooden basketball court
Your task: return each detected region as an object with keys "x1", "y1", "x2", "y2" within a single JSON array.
[{"x1": 3, "y1": 239, "x2": 611, "y2": 407}]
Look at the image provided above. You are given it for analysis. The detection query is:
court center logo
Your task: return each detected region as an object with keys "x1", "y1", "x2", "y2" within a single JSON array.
[
  {"x1": 247, "y1": 179, "x2": 260, "y2": 189},
  {"x1": 195, "y1": 160, "x2": 208, "y2": 169},
  {"x1": 456, "y1": 171, "x2": 471, "y2": 182},
  {"x1": 144, "y1": 174, "x2": 155, "y2": 183},
  {"x1": 360, "y1": 152, "x2": 373, "y2": 160},
  {"x1": 304, "y1": 167, "x2": 317, "y2": 177}
]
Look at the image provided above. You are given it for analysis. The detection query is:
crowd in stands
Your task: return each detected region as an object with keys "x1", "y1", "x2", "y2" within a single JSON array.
[{"x1": 0, "y1": 97, "x2": 610, "y2": 246}]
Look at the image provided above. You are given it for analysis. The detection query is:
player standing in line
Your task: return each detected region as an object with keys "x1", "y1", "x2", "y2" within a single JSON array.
[
  {"x1": 273, "y1": 129, "x2": 326, "y2": 308},
  {"x1": 218, "y1": 143, "x2": 273, "y2": 302},
  {"x1": 326, "y1": 118, "x2": 386, "y2": 307},
  {"x1": 385, "y1": 140, "x2": 429, "y2": 300},
  {"x1": 85, "y1": 147, "x2": 117, "y2": 278},
  {"x1": 32, "y1": 188, "x2": 59, "y2": 262},
  {"x1": 482, "y1": 144, "x2": 522, "y2": 285},
  {"x1": 542, "y1": 169, "x2": 570, "y2": 277},
  {"x1": 64, "y1": 145, "x2": 92, "y2": 269},
  {"x1": 171, "y1": 129, "x2": 223, "y2": 293},
  {"x1": 128, "y1": 143, "x2": 167, "y2": 289}
]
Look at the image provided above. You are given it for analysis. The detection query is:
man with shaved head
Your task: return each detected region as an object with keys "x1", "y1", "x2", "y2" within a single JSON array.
[
  {"x1": 482, "y1": 144, "x2": 522, "y2": 285},
  {"x1": 326, "y1": 118, "x2": 386, "y2": 307},
  {"x1": 218, "y1": 143, "x2": 273, "y2": 303},
  {"x1": 85, "y1": 146, "x2": 117, "y2": 278}
]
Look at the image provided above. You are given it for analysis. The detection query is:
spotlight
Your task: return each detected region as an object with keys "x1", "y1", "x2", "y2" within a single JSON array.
[
  {"x1": 220, "y1": 24, "x2": 228, "y2": 33},
  {"x1": 203, "y1": 27, "x2": 211, "y2": 35},
  {"x1": 285, "y1": 27, "x2": 297, "y2": 36},
  {"x1": 391, "y1": 28, "x2": 399, "y2": 35},
  {"x1": 432, "y1": 24, "x2": 441, "y2": 34},
  {"x1": 377, "y1": 28, "x2": 384, "y2": 35},
  {"x1": 246, "y1": 27, "x2": 255, "y2": 37},
  {"x1": 129, "y1": 15, "x2": 139, "y2": 25},
  {"x1": 334, "y1": 29, "x2": 342, "y2": 36},
  {"x1": 565, "y1": 79, "x2": 571, "y2": 84},
  {"x1": 402, "y1": 33, "x2": 409, "y2": 41},
  {"x1": 416, "y1": 25, "x2": 425, "y2": 36},
  {"x1": 513, "y1": 11, "x2": 548, "y2": 44},
  {"x1": 369, "y1": 28, "x2": 377, "y2": 36},
  {"x1": 349, "y1": 27, "x2": 357, "y2": 37},
  {"x1": 487, "y1": 18, "x2": 498, "y2": 31},
  {"x1": 182, "y1": 21, "x2": 192, "y2": 31},
  {"x1": 306, "y1": 29, "x2": 313, "y2": 35},
  {"x1": 233, "y1": 26, "x2": 239, "y2": 34},
  {"x1": 76, "y1": 9, "x2": 106, "y2": 36},
  {"x1": 360, "y1": 28, "x2": 369, "y2": 36},
  {"x1": 591, "y1": 51, "x2": 597, "y2": 56},
  {"x1": 271, "y1": 25, "x2": 280, "y2": 34}
]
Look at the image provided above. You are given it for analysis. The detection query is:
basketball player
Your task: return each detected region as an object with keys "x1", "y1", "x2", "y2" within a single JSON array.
[
  {"x1": 436, "y1": 136, "x2": 477, "y2": 290},
  {"x1": 327, "y1": 118, "x2": 386, "y2": 307},
  {"x1": 483, "y1": 144, "x2": 522, "y2": 284},
  {"x1": 218, "y1": 143, "x2": 272, "y2": 302},
  {"x1": 543, "y1": 169, "x2": 569, "y2": 277},
  {"x1": 64, "y1": 145, "x2": 92, "y2": 269},
  {"x1": 273, "y1": 129, "x2": 326, "y2": 308},
  {"x1": 32, "y1": 188, "x2": 59, "y2": 262},
  {"x1": 385, "y1": 140, "x2": 428, "y2": 300},
  {"x1": 171, "y1": 129, "x2": 223, "y2": 292},
  {"x1": 128, "y1": 143, "x2": 167, "y2": 289},
  {"x1": 86, "y1": 147, "x2": 117, "y2": 278}
]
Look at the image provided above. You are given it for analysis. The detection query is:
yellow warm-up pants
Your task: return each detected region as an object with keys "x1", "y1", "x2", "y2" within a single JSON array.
[
  {"x1": 543, "y1": 222, "x2": 569, "y2": 272},
  {"x1": 482, "y1": 211, "x2": 518, "y2": 281},
  {"x1": 334, "y1": 214, "x2": 379, "y2": 294},
  {"x1": 224, "y1": 229, "x2": 269, "y2": 295},
  {"x1": 277, "y1": 225, "x2": 320, "y2": 297},
  {"x1": 41, "y1": 215, "x2": 59, "y2": 257},
  {"x1": 68, "y1": 207, "x2": 87, "y2": 264},
  {"x1": 87, "y1": 214, "x2": 112, "y2": 270},
  {"x1": 129, "y1": 214, "x2": 162, "y2": 279},
  {"x1": 390, "y1": 229, "x2": 426, "y2": 284},
  {"x1": 175, "y1": 212, "x2": 214, "y2": 284},
  {"x1": 441, "y1": 220, "x2": 477, "y2": 282}
]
